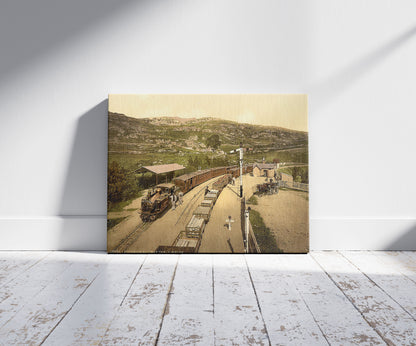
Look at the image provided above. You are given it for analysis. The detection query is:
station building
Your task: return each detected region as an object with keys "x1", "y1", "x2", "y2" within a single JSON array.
[{"x1": 253, "y1": 163, "x2": 277, "y2": 178}]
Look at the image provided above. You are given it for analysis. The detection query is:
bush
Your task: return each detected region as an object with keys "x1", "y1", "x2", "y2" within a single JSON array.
[{"x1": 247, "y1": 195, "x2": 258, "y2": 205}]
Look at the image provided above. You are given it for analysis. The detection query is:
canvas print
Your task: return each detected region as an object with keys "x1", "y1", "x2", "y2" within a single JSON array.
[{"x1": 107, "y1": 94, "x2": 308, "y2": 254}]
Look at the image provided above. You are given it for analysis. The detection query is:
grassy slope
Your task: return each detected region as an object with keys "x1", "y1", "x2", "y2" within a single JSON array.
[
  {"x1": 107, "y1": 217, "x2": 127, "y2": 230},
  {"x1": 108, "y1": 113, "x2": 308, "y2": 171}
]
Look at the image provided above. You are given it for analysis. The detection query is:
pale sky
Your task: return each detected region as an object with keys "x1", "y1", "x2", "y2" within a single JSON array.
[{"x1": 109, "y1": 94, "x2": 308, "y2": 132}]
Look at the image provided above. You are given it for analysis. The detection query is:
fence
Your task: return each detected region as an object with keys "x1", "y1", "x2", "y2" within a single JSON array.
[
  {"x1": 242, "y1": 197, "x2": 261, "y2": 254},
  {"x1": 278, "y1": 180, "x2": 309, "y2": 192},
  {"x1": 248, "y1": 222, "x2": 261, "y2": 253}
]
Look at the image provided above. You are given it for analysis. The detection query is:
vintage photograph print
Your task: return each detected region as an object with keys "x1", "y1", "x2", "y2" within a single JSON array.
[{"x1": 107, "y1": 94, "x2": 308, "y2": 254}]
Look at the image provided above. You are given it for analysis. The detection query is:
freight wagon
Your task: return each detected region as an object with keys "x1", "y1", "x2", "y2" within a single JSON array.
[
  {"x1": 201, "y1": 199, "x2": 214, "y2": 209},
  {"x1": 193, "y1": 205, "x2": 211, "y2": 222},
  {"x1": 155, "y1": 215, "x2": 205, "y2": 253}
]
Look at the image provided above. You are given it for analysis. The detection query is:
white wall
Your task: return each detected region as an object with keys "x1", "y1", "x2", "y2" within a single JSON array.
[{"x1": 1, "y1": 0, "x2": 415, "y2": 250}]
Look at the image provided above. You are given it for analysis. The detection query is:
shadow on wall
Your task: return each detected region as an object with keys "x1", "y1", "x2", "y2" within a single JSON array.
[
  {"x1": 385, "y1": 223, "x2": 416, "y2": 251},
  {"x1": 307, "y1": 24, "x2": 416, "y2": 111},
  {"x1": 0, "y1": 0, "x2": 138, "y2": 82},
  {"x1": 306, "y1": 23, "x2": 416, "y2": 251},
  {"x1": 58, "y1": 100, "x2": 108, "y2": 250}
]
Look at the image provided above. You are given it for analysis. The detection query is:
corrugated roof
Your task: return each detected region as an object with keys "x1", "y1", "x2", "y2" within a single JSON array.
[{"x1": 142, "y1": 163, "x2": 185, "y2": 174}]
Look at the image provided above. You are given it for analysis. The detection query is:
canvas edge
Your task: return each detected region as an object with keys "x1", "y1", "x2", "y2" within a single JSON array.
[{"x1": 0, "y1": 217, "x2": 415, "y2": 251}]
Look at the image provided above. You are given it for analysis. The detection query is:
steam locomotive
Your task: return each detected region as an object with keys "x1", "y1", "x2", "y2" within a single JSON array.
[{"x1": 140, "y1": 183, "x2": 176, "y2": 222}]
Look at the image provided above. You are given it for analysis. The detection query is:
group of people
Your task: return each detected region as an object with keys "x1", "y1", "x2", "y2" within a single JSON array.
[{"x1": 170, "y1": 191, "x2": 183, "y2": 210}]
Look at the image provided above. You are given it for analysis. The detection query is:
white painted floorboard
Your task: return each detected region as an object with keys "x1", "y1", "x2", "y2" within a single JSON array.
[
  {"x1": 101, "y1": 255, "x2": 179, "y2": 345},
  {"x1": 0, "y1": 252, "x2": 72, "y2": 328},
  {"x1": 280, "y1": 254, "x2": 384, "y2": 345},
  {"x1": 341, "y1": 251, "x2": 416, "y2": 320},
  {"x1": 0, "y1": 251, "x2": 415, "y2": 345},
  {"x1": 157, "y1": 255, "x2": 214, "y2": 345},
  {"x1": 213, "y1": 255, "x2": 269, "y2": 345},
  {"x1": 43, "y1": 254, "x2": 146, "y2": 345},
  {"x1": 0, "y1": 252, "x2": 107, "y2": 345},
  {"x1": 245, "y1": 255, "x2": 327, "y2": 345},
  {"x1": 0, "y1": 252, "x2": 49, "y2": 288},
  {"x1": 312, "y1": 251, "x2": 416, "y2": 345}
]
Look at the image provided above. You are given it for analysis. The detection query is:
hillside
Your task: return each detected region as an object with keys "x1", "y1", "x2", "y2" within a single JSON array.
[{"x1": 108, "y1": 112, "x2": 308, "y2": 158}]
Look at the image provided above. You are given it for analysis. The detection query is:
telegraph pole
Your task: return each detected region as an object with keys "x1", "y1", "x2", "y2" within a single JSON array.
[
  {"x1": 239, "y1": 142, "x2": 243, "y2": 198},
  {"x1": 245, "y1": 207, "x2": 250, "y2": 253},
  {"x1": 230, "y1": 142, "x2": 244, "y2": 198}
]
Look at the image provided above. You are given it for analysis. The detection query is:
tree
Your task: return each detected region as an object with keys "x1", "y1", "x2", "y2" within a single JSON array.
[
  {"x1": 291, "y1": 166, "x2": 301, "y2": 182},
  {"x1": 108, "y1": 161, "x2": 127, "y2": 205},
  {"x1": 206, "y1": 134, "x2": 221, "y2": 149},
  {"x1": 301, "y1": 168, "x2": 309, "y2": 184},
  {"x1": 108, "y1": 161, "x2": 140, "y2": 208}
]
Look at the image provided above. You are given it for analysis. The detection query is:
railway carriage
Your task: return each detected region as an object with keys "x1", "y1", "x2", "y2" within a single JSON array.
[
  {"x1": 211, "y1": 166, "x2": 227, "y2": 177},
  {"x1": 172, "y1": 173, "x2": 193, "y2": 193},
  {"x1": 230, "y1": 167, "x2": 240, "y2": 178},
  {"x1": 174, "y1": 167, "x2": 224, "y2": 193},
  {"x1": 174, "y1": 164, "x2": 251, "y2": 194}
]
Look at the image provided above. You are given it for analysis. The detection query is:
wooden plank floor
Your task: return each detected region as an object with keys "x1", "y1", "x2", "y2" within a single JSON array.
[{"x1": 0, "y1": 252, "x2": 415, "y2": 345}]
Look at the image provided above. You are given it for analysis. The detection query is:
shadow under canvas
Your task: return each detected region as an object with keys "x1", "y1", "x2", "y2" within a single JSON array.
[{"x1": 58, "y1": 100, "x2": 108, "y2": 250}]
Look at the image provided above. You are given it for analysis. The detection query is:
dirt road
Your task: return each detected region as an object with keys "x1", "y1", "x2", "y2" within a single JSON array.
[{"x1": 251, "y1": 189, "x2": 309, "y2": 253}]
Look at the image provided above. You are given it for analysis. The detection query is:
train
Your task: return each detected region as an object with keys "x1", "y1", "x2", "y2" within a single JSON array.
[
  {"x1": 173, "y1": 164, "x2": 253, "y2": 193},
  {"x1": 140, "y1": 164, "x2": 253, "y2": 222}
]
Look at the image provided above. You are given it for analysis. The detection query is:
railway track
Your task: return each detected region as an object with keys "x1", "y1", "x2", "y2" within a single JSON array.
[
  {"x1": 112, "y1": 175, "x2": 228, "y2": 253},
  {"x1": 111, "y1": 183, "x2": 208, "y2": 253},
  {"x1": 174, "y1": 180, "x2": 213, "y2": 226},
  {"x1": 110, "y1": 221, "x2": 151, "y2": 253}
]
